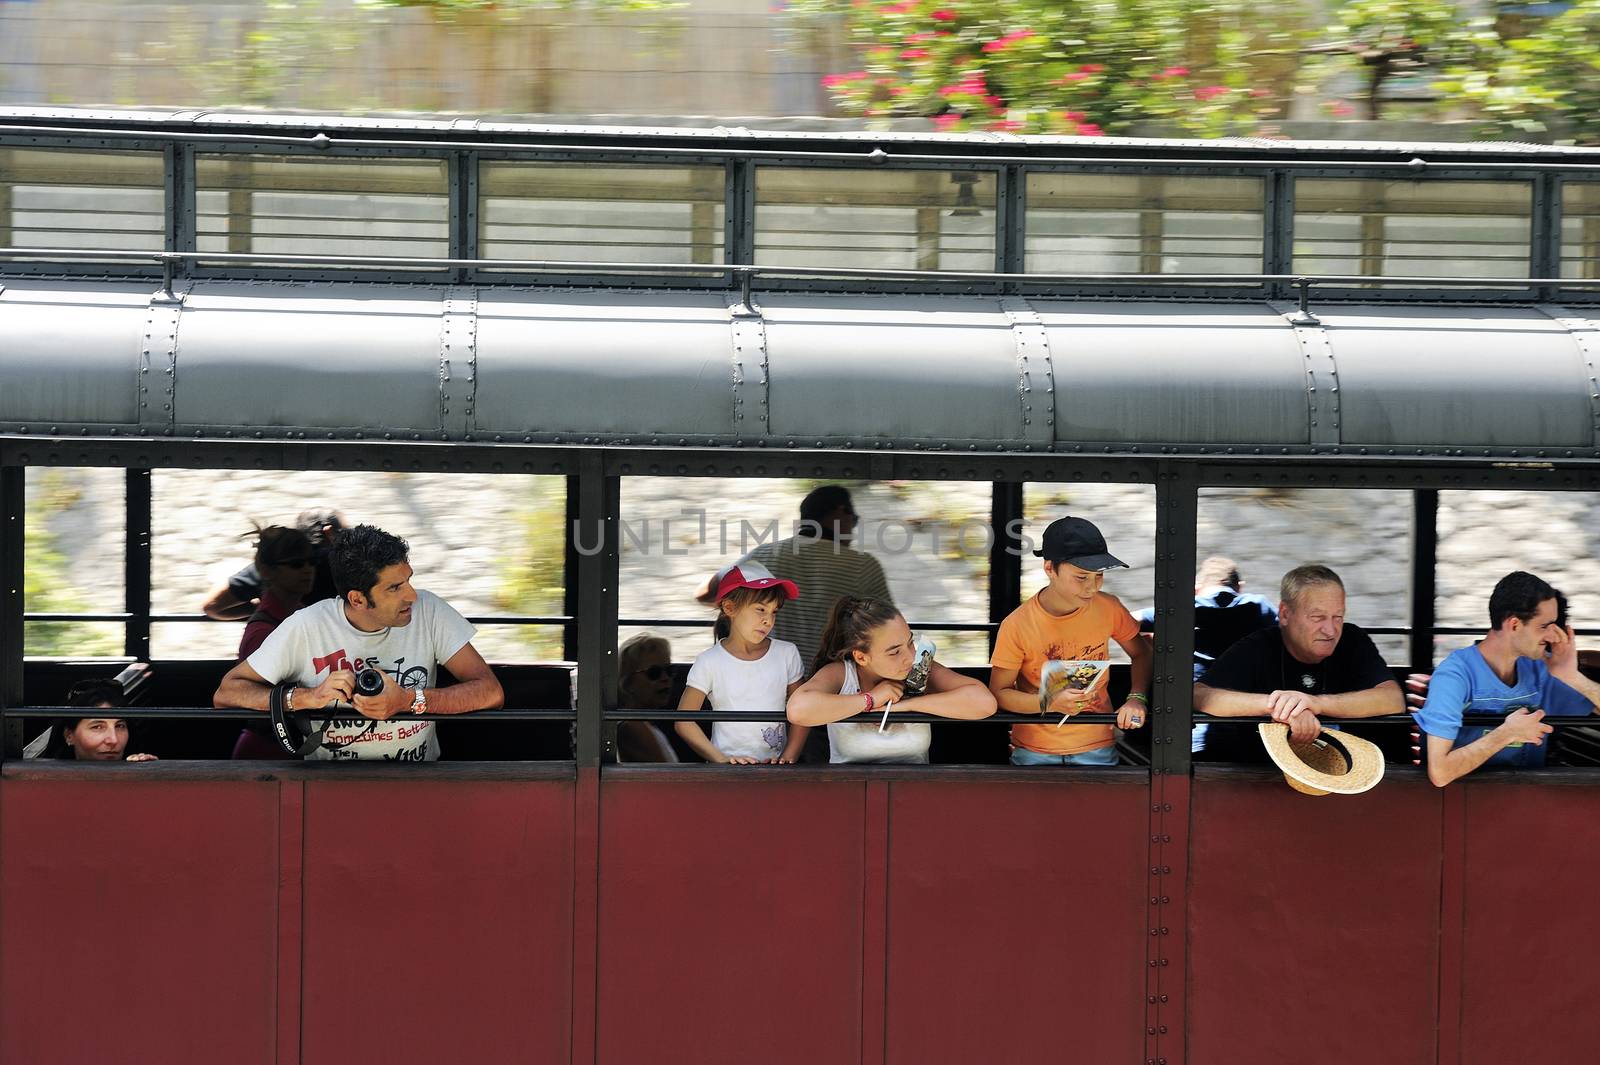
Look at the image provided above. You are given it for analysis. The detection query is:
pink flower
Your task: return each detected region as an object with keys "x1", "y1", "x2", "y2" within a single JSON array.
[
  {"x1": 1061, "y1": 71, "x2": 1088, "y2": 82},
  {"x1": 1162, "y1": 66, "x2": 1190, "y2": 77},
  {"x1": 984, "y1": 94, "x2": 1003, "y2": 108},
  {"x1": 981, "y1": 38, "x2": 1007, "y2": 52},
  {"x1": 931, "y1": 8, "x2": 956, "y2": 19},
  {"x1": 1193, "y1": 85, "x2": 1228, "y2": 102},
  {"x1": 821, "y1": 73, "x2": 849, "y2": 88},
  {"x1": 1080, "y1": 63, "x2": 1104, "y2": 73},
  {"x1": 881, "y1": 0, "x2": 916, "y2": 12},
  {"x1": 1077, "y1": 122, "x2": 1104, "y2": 136},
  {"x1": 1062, "y1": 110, "x2": 1085, "y2": 121},
  {"x1": 992, "y1": 118, "x2": 1025, "y2": 131},
  {"x1": 901, "y1": 48, "x2": 930, "y2": 59},
  {"x1": 905, "y1": 31, "x2": 937, "y2": 42},
  {"x1": 935, "y1": 113, "x2": 962, "y2": 129}
]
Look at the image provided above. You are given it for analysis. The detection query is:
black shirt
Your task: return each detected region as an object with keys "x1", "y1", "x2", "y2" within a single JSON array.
[{"x1": 1195, "y1": 622, "x2": 1393, "y2": 763}]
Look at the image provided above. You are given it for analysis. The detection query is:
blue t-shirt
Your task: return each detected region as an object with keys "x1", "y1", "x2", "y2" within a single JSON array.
[{"x1": 1414, "y1": 644, "x2": 1594, "y2": 767}]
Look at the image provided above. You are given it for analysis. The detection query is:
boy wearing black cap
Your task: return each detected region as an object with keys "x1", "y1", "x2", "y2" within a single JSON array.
[{"x1": 988, "y1": 516, "x2": 1152, "y2": 765}]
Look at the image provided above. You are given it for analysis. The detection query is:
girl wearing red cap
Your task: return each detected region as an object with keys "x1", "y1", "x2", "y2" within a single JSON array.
[{"x1": 674, "y1": 563, "x2": 810, "y2": 764}]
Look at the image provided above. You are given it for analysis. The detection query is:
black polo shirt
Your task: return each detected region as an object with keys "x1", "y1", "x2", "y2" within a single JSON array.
[{"x1": 1195, "y1": 622, "x2": 1393, "y2": 763}]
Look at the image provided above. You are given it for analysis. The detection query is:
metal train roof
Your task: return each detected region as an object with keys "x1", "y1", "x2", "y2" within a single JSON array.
[{"x1": 2, "y1": 279, "x2": 1596, "y2": 458}]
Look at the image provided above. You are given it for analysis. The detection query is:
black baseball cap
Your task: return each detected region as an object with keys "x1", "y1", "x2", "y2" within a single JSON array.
[{"x1": 1034, "y1": 516, "x2": 1128, "y2": 571}]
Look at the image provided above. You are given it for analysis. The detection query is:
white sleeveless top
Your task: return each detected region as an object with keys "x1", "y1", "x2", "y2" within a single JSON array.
[{"x1": 828, "y1": 660, "x2": 932, "y2": 764}]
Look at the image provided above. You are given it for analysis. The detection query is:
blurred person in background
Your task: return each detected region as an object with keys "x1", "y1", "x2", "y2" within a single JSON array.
[{"x1": 201, "y1": 508, "x2": 344, "y2": 621}]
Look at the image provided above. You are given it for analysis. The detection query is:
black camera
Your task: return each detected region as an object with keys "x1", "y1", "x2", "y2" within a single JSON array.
[{"x1": 354, "y1": 668, "x2": 386, "y2": 698}]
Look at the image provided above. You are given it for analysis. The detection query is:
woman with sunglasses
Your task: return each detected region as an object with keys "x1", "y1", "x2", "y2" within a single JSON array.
[
  {"x1": 232, "y1": 525, "x2": 317, "y2": 758},
  {"x1": 616, "y1": 633, "x2": 680, "y2": 763}
]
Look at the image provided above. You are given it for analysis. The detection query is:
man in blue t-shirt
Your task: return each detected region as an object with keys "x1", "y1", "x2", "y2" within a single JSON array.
[{"x1": 1415, "y1": 571, "x2": 1600, "y2": 786}]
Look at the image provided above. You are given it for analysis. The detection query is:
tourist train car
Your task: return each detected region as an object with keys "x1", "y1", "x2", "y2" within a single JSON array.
[{"x1": 3, "y1": 108, "x2": 1600, "y2": 1065}]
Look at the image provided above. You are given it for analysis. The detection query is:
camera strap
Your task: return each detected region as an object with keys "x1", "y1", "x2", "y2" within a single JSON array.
[{"x1": 269, "y1": 683, "x2": 376, "y2": 756}]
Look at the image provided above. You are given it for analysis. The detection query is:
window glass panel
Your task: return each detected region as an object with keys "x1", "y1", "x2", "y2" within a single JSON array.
[
  {"x1": 24, "y1": 468, "x2": 124, "y2": 657},
  {"x1": 619, "y1": 478, "x2": 994, "y2": 666},
  {"x1": 150, "y1": 471, "x2": 563, "y2": 662},
  {"x1": 1025, "y1": 173, "x2": 1263, "y2": 275},
  {"x1": 1435, "y1": 490, "x2": 1600, "y2": 660},
  {"x1": 756, "y1": 168, "x2": 995, "y2": 271},
  {"x1": 1020, "y1": 484, "x2": 1156, "y2": 663},
  {"x1": 1560, "y1": 182, "x2": 1600, "y2": 281},
  {"x1": 195, "y1": 155, "x2": 448, "y2": 262},
  {"x1": 1, "y1": 148, "x2": 164, "y2": 251},
  {"x1": 1293, "y1": 178, "x2": 1531, "y2": 280},
  {"x1": 479, "y1": 163, "x2": 724, "y2": 266},
  {"x1": 1193, "y1": 487, "x2": 1412, "y2": 662}
]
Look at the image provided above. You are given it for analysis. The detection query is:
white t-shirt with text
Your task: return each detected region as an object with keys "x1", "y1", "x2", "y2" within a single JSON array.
[
  {"x1": 684, "y1": 638, "x2": 804, "y2": 761},
  {"x1": 246, "y1": 590, "x2": 477, "y2": 761}
]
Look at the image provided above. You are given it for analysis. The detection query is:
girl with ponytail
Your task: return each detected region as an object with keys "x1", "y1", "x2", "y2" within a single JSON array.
[{"x1": 788, "y1": 596, "x2": 995, "y2": 763}]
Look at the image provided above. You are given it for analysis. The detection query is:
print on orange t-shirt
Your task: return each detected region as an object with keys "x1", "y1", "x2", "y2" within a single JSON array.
[{"x1": 990, "y1": 590, "x2": 1139, "y2": 756}]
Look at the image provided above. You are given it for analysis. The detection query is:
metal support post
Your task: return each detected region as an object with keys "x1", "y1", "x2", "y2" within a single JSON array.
[
  {"x1": 573, "y1": 453, "x2": 619, "y2": 767},
  {"x1": 1146, "y1": 460, "x2": 1197, "y2": 1065},
  {"x1": 563, "y1": 474, "x2": 581, "y2": 662},
  {"x1": 987, "y1": 480, "x2": 1023, "y2": 652},
  {"x1": 125, "y1": 468, "x2": 152, "y2": 661},
  {"x1": 997, "y1": 164, "x2": 1025, "y2": 285},
  {"x1": 1, "y1": 466, "x2": 25, "y2": 759},
  {"x1": 1409, "y1": 489, "x2": 1439, "y2": 674}
]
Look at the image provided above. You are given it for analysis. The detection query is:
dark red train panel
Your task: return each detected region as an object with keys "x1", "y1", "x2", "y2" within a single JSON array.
[
  {"x1": 299, "y1": 779, "x2": 575, "y2": 1065},
  {"x1": 883, "y1": 775, "x2": 1149, "y2": 1065},
  {"x1": 1187, "y1": 769, "x2": 1444, "y2": 1065},
  {"x1": 594, "y1": 776, "x2": 867, "y2": 1065},
  {"x1": 1, "y1": 778, "x2": 280, "y2": 1065},
  {"x1": 1458, "y1": 779, "x2": 1600, "y2": 1065}
]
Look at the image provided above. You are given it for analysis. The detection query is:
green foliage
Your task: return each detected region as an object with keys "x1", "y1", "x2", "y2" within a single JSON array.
[
  {"x1": 356, "y1": 0, "x2": 677, "y2": 13},
  {"x1": 1436, "y1": 0, "x2": 1600, "y2": 145},
  {"x1": 493, "y1": 481, "x2": 567, "y2": 659},
  {"x1": 791, "y1": 0, "x2": 1306, "y2": 136},
  {"x1": 24, "y1": 472, "x2": 120, "y2": 658}
]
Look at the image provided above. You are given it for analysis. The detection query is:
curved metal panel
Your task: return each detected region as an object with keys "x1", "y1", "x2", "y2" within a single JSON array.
[
  {"x1": 473, "y1": 291, "x2": 736, "y2": 440},
  {"x1": 1032, "y1": 302, "x2": 1310, "y2": 446},
  {"x1": 0, "y1": 281, "x2": 150, "y2": 426},
  {"x1": 174, "y1": 283, "x2": 446, "y2": 436},
  {"x1": 763, "y1": 297, "x2": 1023, "y2": 447},
  {"x1": 1323, "y1": 306, "x2": 1593, "y2": 449}
]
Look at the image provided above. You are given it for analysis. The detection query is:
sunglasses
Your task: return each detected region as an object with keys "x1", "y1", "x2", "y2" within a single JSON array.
[{"x1": 629, "y1": 665, "x2": 671, "y2": 681}]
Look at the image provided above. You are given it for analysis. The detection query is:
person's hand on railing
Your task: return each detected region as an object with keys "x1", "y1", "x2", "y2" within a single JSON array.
[{"x1": 1266, "y1": 690, "x2": 1321, "y2": 742}]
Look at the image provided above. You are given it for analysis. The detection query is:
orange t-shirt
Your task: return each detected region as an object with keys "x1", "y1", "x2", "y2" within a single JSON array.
[{"x1": 990, "y1": 590, "x2": 1138, "y2": 755}]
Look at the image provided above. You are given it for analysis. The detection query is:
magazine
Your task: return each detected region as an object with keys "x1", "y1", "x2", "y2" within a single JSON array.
[{"x1": 1038, "y1": 659, "x2": 1110, "y2": 714}]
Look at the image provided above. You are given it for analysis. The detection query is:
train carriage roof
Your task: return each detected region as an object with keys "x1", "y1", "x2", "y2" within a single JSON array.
[{"x1": 2, "y1": 279, "x2": 1596, "y2": 456}]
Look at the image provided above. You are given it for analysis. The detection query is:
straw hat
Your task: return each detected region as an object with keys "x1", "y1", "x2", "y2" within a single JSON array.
[{"x1": 1257, "y1": 723, "x2": 1385, "y2": 796}]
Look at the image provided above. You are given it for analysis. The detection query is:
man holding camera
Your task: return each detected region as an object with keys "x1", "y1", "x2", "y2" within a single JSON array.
[{"x1": 214, "y1": 524, "x2": 503, "y2": 760}]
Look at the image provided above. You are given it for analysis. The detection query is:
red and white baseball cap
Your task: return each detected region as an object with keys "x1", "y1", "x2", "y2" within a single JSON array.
[{"x1": 713, "y1": 561, "x2": 800, "y2": 602}]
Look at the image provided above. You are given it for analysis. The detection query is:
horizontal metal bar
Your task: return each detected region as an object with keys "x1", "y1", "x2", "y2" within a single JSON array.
[
  {"x1": 620, "y1": 617, "x2": 995, "y2": 632},
  {"x1": 1205, "y1": 714, "x2": 1599, "y2": 727},
  {"x1": 4, "y1": 705, "x2": 574, "y2": 721},
  {"x1": 4, "y1": 246, "x2": 1598, "y2": 290},
  {"x1": 7, "y1": 122, "x2": 1600, "y2": 172},
  {"x1": 614, "y1": 709, "x2": 1117, "y2": 724}
]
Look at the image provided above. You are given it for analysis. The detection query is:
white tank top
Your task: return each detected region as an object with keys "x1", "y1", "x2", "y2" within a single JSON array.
[{"x1": 828, "y1": 660, "x2": 932, "y2": 764}]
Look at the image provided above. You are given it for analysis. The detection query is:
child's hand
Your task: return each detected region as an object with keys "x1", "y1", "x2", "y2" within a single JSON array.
[
  {"x1": 1115, "y1": 701, "x2": 1146, "y2": 729},
  {"x1": 868, "y1": 679, "x2": 904, "y2": 706},
  {"x1": 1046, "y1": 689, "x2": 1090, "y2": 717},
  {"x1": 726, "y1": 755, "x2": 764, "y2": 765}
]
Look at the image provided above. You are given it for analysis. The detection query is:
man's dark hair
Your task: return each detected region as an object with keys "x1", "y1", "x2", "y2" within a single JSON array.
[
  {"x1": 1488, "y1": 570, "x2": 1561, "y2": 630},
  {"x1": 799, "y1": 485, "x2": 853, "y2": 529},
  {"x1": 330, "y1": 524, "x2": 410, "y2": 605}
]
